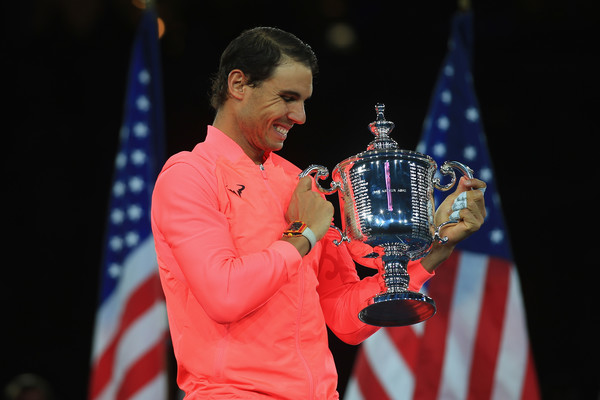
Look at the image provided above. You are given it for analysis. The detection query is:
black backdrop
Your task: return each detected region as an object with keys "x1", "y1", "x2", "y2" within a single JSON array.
[{"x1": 3, "y1": 0, "x2": 598, "y2": 399}]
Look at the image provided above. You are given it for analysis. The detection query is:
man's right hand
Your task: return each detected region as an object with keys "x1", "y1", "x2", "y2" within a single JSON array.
[{"x1": 285, "y1": 176, "x2": 334, "y2": 241}]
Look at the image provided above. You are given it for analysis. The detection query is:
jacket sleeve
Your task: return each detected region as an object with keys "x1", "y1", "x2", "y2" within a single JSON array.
[
  {"x1": 316, "y1": 229, "x2": 434, "y2": 345},
  {"x1": 151, "y1": 161, "x2": 302, "y2": 324}
]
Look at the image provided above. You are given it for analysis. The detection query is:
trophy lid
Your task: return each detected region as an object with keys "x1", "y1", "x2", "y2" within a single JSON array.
[
  {"x1": 367, "y1": 103, "x2": 399, "y2": 151},
  {"x1": 331, "y1": 102, "x2": 435, "y2": 173}
]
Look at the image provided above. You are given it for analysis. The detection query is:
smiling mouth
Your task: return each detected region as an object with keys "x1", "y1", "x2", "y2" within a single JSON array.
[{"x1": 274, "y1": 125, "x2": 290, "y2": 138}]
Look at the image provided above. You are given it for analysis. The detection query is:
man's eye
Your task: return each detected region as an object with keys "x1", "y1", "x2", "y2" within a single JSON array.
[{"x1": 281, "y1": 96, "x2": 295, "y2": 102}]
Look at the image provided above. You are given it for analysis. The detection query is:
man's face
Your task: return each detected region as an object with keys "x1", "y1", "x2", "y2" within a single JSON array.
[{"x1": 237, "y1": 61, "x2": 313, "y2": 162}]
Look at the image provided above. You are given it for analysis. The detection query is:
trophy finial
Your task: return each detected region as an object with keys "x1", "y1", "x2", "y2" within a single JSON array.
[
  {"x1": 367, "y1": 103, "x2": 398, "y2": 150},
  {"x1": 375, "y1": 103, "x2": 386, "y2": 119}
]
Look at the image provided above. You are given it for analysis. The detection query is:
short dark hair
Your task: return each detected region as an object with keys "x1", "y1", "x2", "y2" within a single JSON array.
[{"x1": 209, "y1": 27, "x2": 318, "y2": 110}]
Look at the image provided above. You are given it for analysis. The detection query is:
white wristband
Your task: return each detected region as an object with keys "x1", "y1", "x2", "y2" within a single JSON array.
[{"x1": 302, "y1": 226, "x2": 317, "y2": 252}]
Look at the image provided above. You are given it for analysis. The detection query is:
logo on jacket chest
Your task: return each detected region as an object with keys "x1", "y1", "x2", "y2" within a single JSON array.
[{"x1": 226, "y1": 184, "x2": 246, "y2": 197}]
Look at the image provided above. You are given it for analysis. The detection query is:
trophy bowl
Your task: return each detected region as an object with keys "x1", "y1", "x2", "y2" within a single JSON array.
[{"x1": 301, "y1": 104, "x2": 473, "y2": 327}]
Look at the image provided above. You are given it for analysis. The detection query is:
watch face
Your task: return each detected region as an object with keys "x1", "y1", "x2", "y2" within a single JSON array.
[
  {"x1": 287, "y1": 221, "x2": 306, "y2": 233},
  {"x1": 290, "y1": 221, "x2": 303, "y2": 231}
]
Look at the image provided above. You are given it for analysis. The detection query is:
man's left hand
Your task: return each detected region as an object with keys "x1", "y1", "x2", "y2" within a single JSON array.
[{"x1": 421, "y1": 177, "x2": 487, "y2": 271}]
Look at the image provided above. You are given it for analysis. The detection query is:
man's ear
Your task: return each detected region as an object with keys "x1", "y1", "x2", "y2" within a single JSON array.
[{"x1": 227, "y1": 69, "x2": 247, "y2": 100}]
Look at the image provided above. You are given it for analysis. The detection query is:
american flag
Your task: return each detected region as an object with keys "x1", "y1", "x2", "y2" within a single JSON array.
[
  {"x1": 89, "y1": 8, "x2": 169, "y2": 400},
  {"x1": 344, "y1": 11, "x2": 540, "y2": 400}
]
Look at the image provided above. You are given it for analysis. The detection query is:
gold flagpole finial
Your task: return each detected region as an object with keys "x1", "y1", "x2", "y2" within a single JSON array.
[{"x1": 132, "y1": 0, "x2": 154, "y2": 9}]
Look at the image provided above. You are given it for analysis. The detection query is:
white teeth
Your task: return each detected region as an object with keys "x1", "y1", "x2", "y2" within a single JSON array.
[{"x1": 274, "y1": 126, "x2": 289, "y2": 135}]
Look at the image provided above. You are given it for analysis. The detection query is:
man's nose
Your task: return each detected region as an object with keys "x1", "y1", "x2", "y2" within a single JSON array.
[{"x1": 288, "y1": 103, "x2": 306, "y2": 125}]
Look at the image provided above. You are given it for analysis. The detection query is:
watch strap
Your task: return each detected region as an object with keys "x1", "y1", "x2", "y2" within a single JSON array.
[{"x1": 300, "y1": 226, "x2": 317, "y2": 252}]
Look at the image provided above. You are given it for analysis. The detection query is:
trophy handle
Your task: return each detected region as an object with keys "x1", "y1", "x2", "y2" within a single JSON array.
[
  {"x1": 299, "y1": 164, "x2": 341, "y2": 195},
  {"x1": 329, "y1": 224, "x2": 350, "y2": 246},
  {"x1": 299, "y1": 165, "x2": 347, "y2": 246},
  {"x1": 433, "y1": 160, "x2": 474, "y2": 191},
  {"x1": 433, "y1": 160, "x2": 475, "y2": 244}
]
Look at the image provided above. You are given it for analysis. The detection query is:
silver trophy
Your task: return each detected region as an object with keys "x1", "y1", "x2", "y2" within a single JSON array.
[{"x1": 300, "y1": 104, "x2": 473, "y2": 327}]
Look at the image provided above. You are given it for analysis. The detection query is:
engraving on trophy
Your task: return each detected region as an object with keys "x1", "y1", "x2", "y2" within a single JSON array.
[
  {"x1": 345, "y1": 164, "x2": 371, "y2": 240},
  {"x1": 409, "y1": 161, "x2": 434, "y2": 246}
]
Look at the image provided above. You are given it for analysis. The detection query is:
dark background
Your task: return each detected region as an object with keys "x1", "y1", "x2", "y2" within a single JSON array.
[{"x1": 2, "y1": 0, "x2": 598, "y2": 399}]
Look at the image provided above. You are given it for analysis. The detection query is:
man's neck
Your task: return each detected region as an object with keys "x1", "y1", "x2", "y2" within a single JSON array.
[{"x1": 213, "y1": 110, "x2": 265, "y2": 165}]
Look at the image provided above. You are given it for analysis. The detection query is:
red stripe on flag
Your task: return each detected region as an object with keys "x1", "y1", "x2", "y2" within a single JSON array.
[
  {"x1": 467, "y1": 257, "x2": 510, "y2": 400},
  {"x1": 353, "y1": 349, "x2": 390, "y2": 400},
  {"x1": 116, "y1": 332, "x2": 167, "y2": 400},
  {"x1": 521, "y1": 350, "x2": 541, "y2": 400},
  {"x1": 89, "y1": 273, "x2": 163, "y2": 399},
  {"x1": 412, "y1": 252, "x2": 460, "y2": 400}
]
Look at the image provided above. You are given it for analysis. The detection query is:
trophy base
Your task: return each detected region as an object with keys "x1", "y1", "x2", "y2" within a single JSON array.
[{"x1": 359, "y1": 291, "x2": 436, "y2": 327}]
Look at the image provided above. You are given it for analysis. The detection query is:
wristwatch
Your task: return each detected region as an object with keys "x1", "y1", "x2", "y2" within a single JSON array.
[{"x1": 283, "y1": 221, "x2": 317, "y2": 252}]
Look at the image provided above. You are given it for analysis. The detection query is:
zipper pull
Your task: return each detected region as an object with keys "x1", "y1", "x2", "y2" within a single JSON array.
[{"x1": 259, "y1": 164, "x2": 267, "y2": 179}]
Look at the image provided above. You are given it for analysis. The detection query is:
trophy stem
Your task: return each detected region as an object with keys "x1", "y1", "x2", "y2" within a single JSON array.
[
  {"x1": 358, "y1": 254, "x2": 436, "y2": 327},
  {"x1": 382, "y1": 257, "x2": 411, "y2": 293}
]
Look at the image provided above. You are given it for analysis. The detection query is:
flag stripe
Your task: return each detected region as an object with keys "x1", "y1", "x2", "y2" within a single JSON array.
[
  {"x1": 437, "y1": 252, "x2": 488, "y2": 400},
  {"x1": 113, "y1": 302, "x2": 167, "y2": 392},
  {"x1": 116, "y1": 332, "x2": 168, "y2": 400},
  {"x1": 352, "y1": 348, "x2": 390, "y2": 400},
  {"x1": 129, "y1": 372, "x2": 169, "y2": 400},
  {"x1": 491, "y1": 266, "x2": 531, "y2": 400},
  {"x1": 412, "y1": 253, "x2": 459, "y2": 400},
  {"x1": 90, "y1": 272, "x2": 163, "y2": 398},
  {"x1": 521, "y1": 352, "x2": 541, "y2": 400},
  {"x1": 92, "y1": 238, "x2": 159, "y2": 360},
  {"x1": 386, "y1": 327, "x2": 419, "y2": 375},
  {"x1": 343, "y1": 377, "x2": 364, "y2": 400},
  {"x1": 94, "y1": 294, "x2": 166, "y2": 400},
  {"x1": 364, "y1": 329, "x2": 412, "y2": 398},
  {"x1": 467, "y1": 257, "x2": 510, "y2": 400}
]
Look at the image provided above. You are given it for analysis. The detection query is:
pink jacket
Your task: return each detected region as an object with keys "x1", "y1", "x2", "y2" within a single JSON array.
[{"x1": 151, "y1": 126, "x2": 433, "y2": 399}]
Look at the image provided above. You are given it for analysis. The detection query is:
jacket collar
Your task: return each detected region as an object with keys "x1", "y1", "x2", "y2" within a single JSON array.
[{"x1": 198, "y1": 125, "x2": 273, "y2": 167}]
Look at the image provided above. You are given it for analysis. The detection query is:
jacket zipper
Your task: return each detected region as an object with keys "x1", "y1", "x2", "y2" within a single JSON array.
[
  {"x1": 259, "y1": 163, "x2": 314, "y2": 399},
  {"x1": 295, "y1": 265, "x2": 314, "y2": 399},
  {"x1": 258, "y1": 164, "x2": 284, "y2": 216}
]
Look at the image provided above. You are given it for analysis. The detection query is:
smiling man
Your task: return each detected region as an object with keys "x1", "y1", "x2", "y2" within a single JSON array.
[{"x1": 151, "y1": 27, "x2": 486, "y2": 399}]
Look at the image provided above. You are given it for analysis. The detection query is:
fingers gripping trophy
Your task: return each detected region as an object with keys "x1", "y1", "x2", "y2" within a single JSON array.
[{"x1": 300, "y1": 104, "x2": 474, "y2": 327}]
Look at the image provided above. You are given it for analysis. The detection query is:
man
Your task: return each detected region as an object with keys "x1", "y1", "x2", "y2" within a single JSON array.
[{"x1": 151, "y1": 27, "x2": 486, "y2": 399}]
